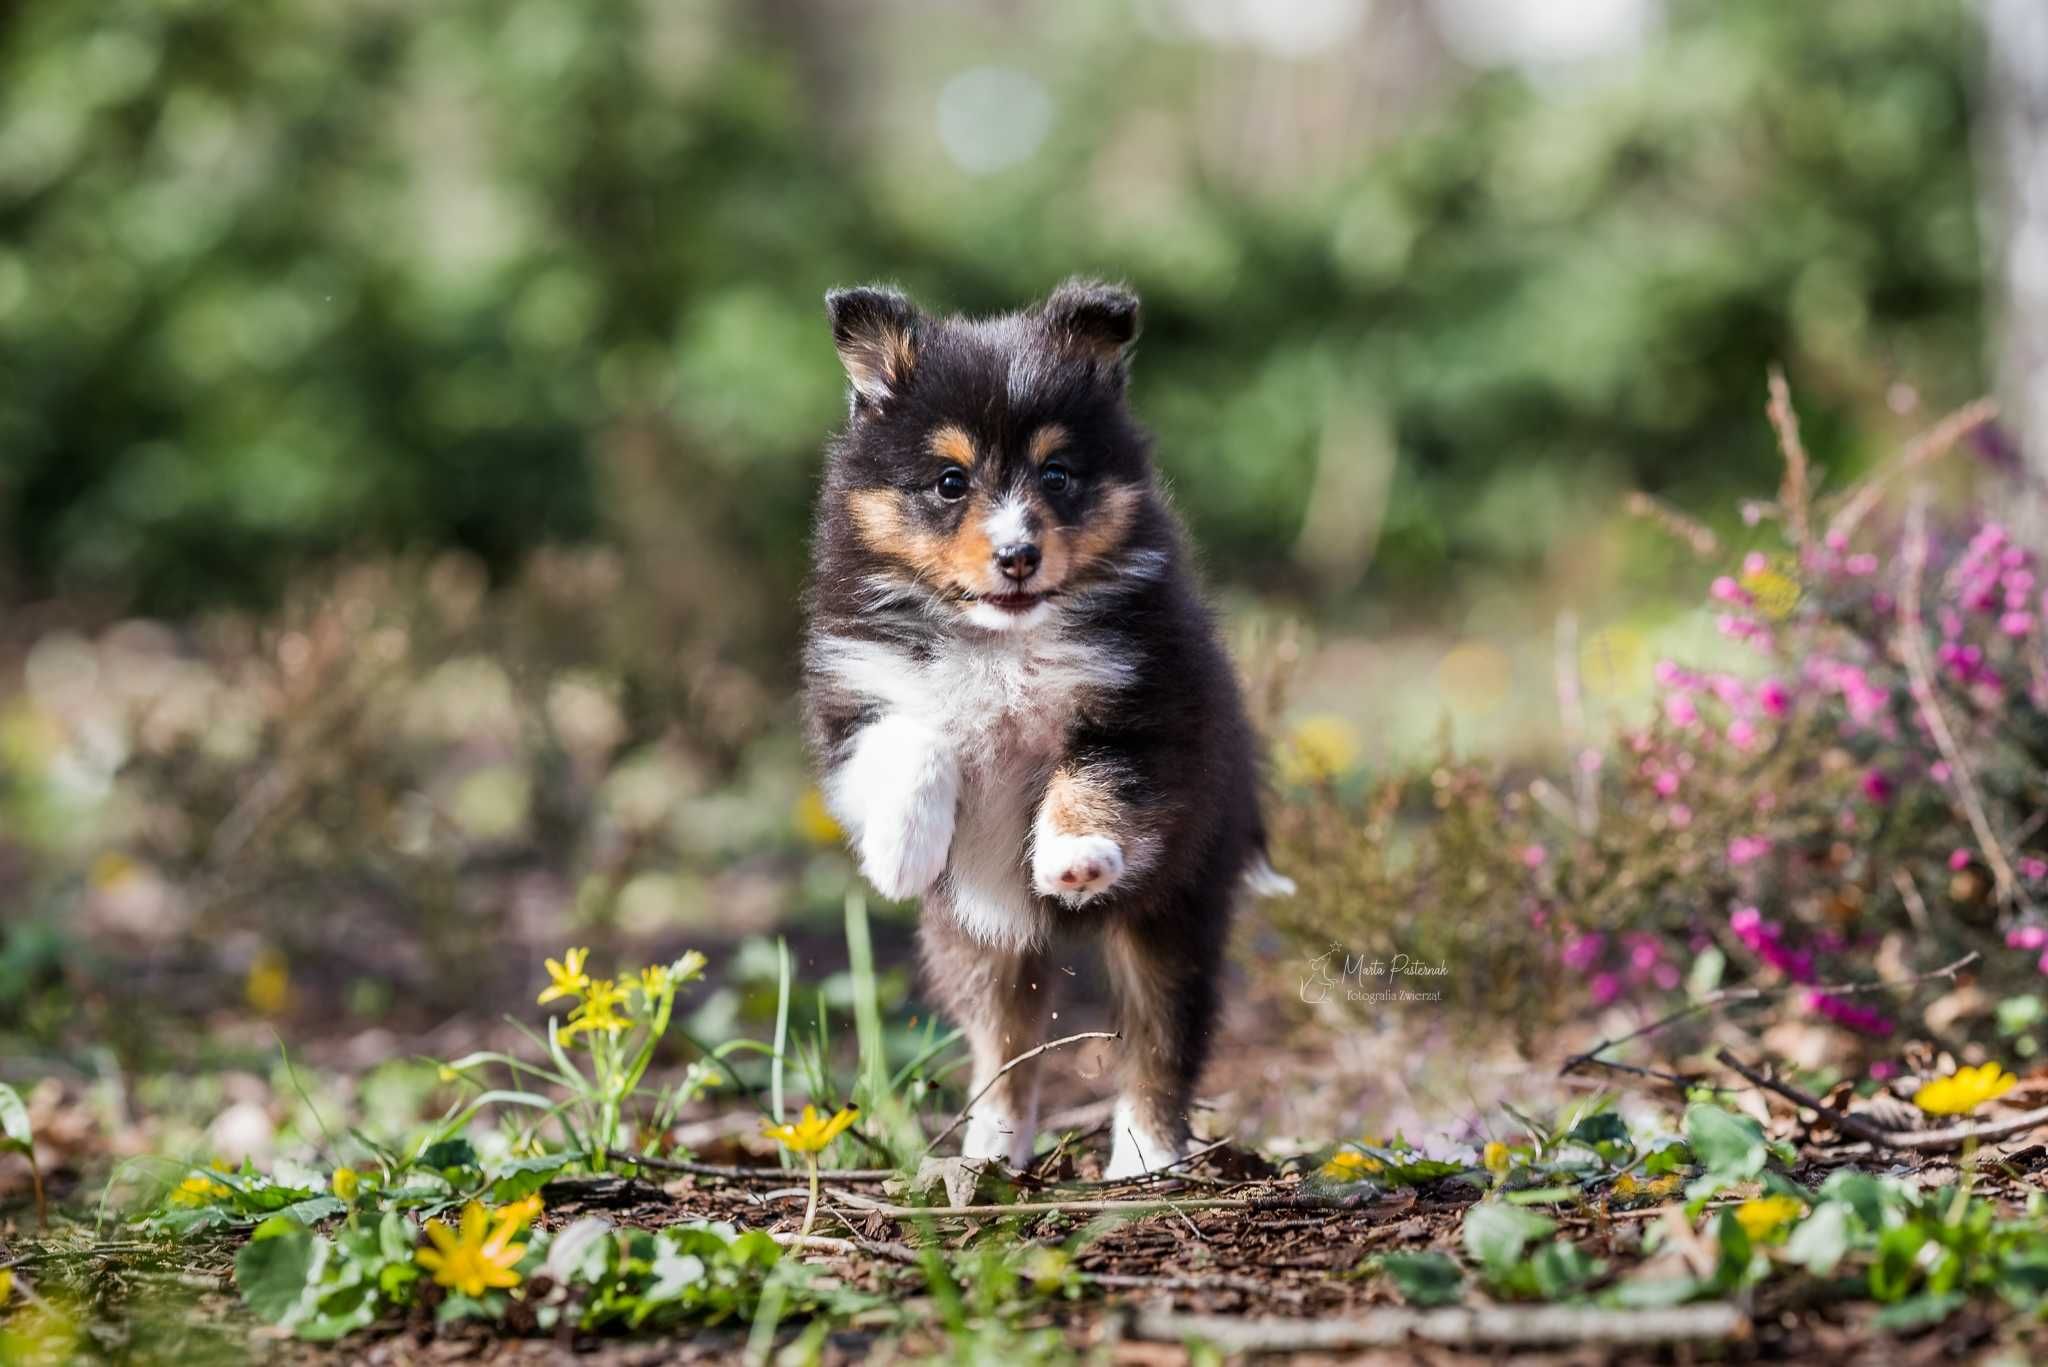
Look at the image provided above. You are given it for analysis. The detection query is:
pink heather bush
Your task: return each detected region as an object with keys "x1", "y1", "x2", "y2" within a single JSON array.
[
  {"x1": 1272, "y1": 395, "x2": 2047, "y2": 1048},
  {"x1": 1516, "y1": 398, "x2": 2048, "y2": 1042}
]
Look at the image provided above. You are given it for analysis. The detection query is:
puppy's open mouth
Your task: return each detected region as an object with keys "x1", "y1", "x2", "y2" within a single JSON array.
[{"x1": 960, "y1": 589, "x2": 1057, "y2": 613}]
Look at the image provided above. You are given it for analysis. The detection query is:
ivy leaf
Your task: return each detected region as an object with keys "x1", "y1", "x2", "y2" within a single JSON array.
[
  {"x1": 416, "y1": 1139, "x2": 479, "y2": 1172},
  {"x1": 1380, "y1": 1252, "x2": 1464, "y2": 1307},
  {"x1": 1784, "y1": 1201, "x2": 1851, "y2": 1275},
  {"x1": 235, "y1": 1222, "x2": 320, "y2": 1325},
  {"x1": 1567, "y1": 1114, "x2": 1629, "y2": 1148},
  {"x1": 1872, "y1": 1291, "x2": 1965, "y2": 1332},
  {"x1": 487, "y1": 1153, "x2": 571, "y2": 1202},
  {"x1": 0, "y1": 1083, "x2": 32, "y2": 1154},
  {"x1": 1463, "y1": 1202, "x2": 1555, "y2": 1275},
  {"x1": 1684, "y1": 1105, "x2": 1766, "y2": 1180}
]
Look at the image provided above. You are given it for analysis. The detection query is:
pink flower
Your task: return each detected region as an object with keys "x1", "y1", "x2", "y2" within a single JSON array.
[
  {"x1": 2023, "y1": 858, "x2": 2048, "y2": 881},
  {"x1": 2007, "y1": 926, "x2": 2048, "y2": 951},
  {"x1": 1652, "y1": 963, "x2": 1680, "y2": 991},
  {"x1": 1949, "y1": 848, "x2": 1973, "y2": 872},
  {"x1": 1804, "y1": 990, "x2": 1893, "y2": 1036},
  {"x1": 1860, "y1": 769, "x2": 1894, "y2": 804},
  {"x1": 1930, "y1": 761, "x2": 1951, "y2": 783},
  {"x1": 1521, "y1": 844, "x2": 1548, "y2": 869},
  {"x1": 1743, "y1": 551, "x2": 1770, "y2": 576},
  {"x1": 1561, "y1": 932, "x2": 1605, "y2": 972},
  {"x1": 1869, "y1": 1060, "x2": 1898, "y2": 1081},
  {"x1": 2001, "y1": 611, "x2": 2035, "y2": 637},
  {"x1": 1726, "y1": 718, "x2": 1758, "y2": 751},
  {"x1": 1667, "y1": 803, "x2": 1693, "y2": 829},
  {"x1": 1757, "y1": 679, "x2": 1791, "y2": 717},
  {"x1": 1653, "y1": 771, "x2": 1680, "y2": 798},
  {"x1": 1710, "y1": 576, "x2": 1750, "y2": 606},
  {"x1": 1666, "y1": 694, "x2": 1699, "y2": 728},
  {"x1": 1589, "y1": 972, "x2": 1621, "y2": 1006},
  {"x1": 1727, "y1": 835, "x2": 1772, "y2": 867},
  {"x1": 1845, "y1": 553, "x2": 1879, "y2": 576},
  {"x1": 1578, "y1": 748, "x2": 1603, "y2": 774}
]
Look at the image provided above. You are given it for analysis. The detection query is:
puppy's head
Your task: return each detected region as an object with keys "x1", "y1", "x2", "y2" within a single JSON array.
[{"x1": 820, "y1": 279, "x2": 1153, "y2": 633}]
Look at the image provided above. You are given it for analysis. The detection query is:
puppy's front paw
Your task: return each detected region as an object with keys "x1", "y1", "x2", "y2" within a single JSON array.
[
  {"x1": 1033, "y1": 832, "x2": 1124, "y2": 905},
  {"x1": 860, "y1": 805, "x2": 953, "y2": 900}
]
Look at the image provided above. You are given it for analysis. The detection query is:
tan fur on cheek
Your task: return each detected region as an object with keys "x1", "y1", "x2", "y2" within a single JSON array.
[
  {"x1": 1039, "y1": 482, "x2": 1140, "y2": 589},
  {"x1": 847, "y1": 488, "x2": 994, "y2": 592}
]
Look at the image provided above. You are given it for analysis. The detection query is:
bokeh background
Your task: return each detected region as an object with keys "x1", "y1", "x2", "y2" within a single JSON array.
[{"x1": 0, "y1": 0, "x2": 2032, "y2": 1153}]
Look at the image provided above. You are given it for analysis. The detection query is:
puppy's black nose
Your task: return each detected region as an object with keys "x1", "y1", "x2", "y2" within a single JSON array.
[{"x1": 995, "y1": 543, "x2": 1041, "y2": 582}]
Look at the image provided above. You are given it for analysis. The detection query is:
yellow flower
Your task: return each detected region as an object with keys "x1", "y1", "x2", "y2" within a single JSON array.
[
  {"x1": 1278, "y1": 716, "x2": 1360, "y2": 787},
  {"x1": 490, "y1": 1194, "x2": 543, "y2": 1240},
  {"x1": 331, "y1": 1167, "x2": 360, "y2": 1200},
  {"x1": 0, "y1": 1268, "x2": 14, "y2": 1302},
  {"x1": 1912, "y1": 1062, "x2": 2018, "y2": 1117},
  {"x1": 1733, "y1": 1194, "x2": 1805, "y2": 1242},
  {"x1": 1611, "y1": 1172, "x2": 1682, "y2": 1202},
  {"x1": 637, "y1": 964, "x2": 671, "y2": 998},
  {"x1": 245, "y1": 951, "x2": 289, "y2": 1015},
  {"x1": 537, "y1": 947, "x2": 591, "y2": 1005},
  {"x1": 673, "y1": 949, "x2": 707, "y2": 984},
  {"x1": 1321, "y1": 1136, "x2": 1385, "y2": 1181},
  {"x1": 416, "y1": 1201, "x2": 526, "y2": 1298},
  {"x1": 1739, "y1": 566, "x2": 1801, "y2": 621},
  {"x1": 562, "y1": 978, "x2": 630, "y2": 1041},
  {"x1": 761, "y1": 1104, "x2": 860, "y2": 1156},
  {"x1": 171, "y1": 1174, "x2": 231, "y2": 1207},
  {"x1": 1483, "y1": 1141, "x2": 1511, "y2": 1176},
  {"x1": 793, "y1": 786, "x2": 844, "y2": 846}
]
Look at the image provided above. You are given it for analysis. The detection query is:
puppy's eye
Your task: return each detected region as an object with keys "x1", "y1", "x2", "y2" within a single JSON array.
[
  {"x1": 1040, "y1": 461, "x2": 1071, "y2": 494},
  {"x1": 936, "y1": 467, "x2": 970, "y2": 501}
]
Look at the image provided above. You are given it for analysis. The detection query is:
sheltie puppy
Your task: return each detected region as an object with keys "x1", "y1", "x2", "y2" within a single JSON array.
[{"x1": 801, "y1": 279, "x2": 1290, "y2": 1179}]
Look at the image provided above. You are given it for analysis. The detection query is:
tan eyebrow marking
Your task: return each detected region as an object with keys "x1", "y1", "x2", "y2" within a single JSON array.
[
  {"x1": 929, "y1": 424, "x2": 977, "y2": 468},
  {"x1": 1027, "y1": 424, "x2": 1068, "y2": 465}
]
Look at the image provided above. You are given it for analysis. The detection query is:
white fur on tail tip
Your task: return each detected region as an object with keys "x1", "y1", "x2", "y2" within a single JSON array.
[
  {"x1": 1243, "y1": 855, "x2": 1296, "y2": 898},
  {"x1": 960, "y1": 1096, "x2": 1038, "y2": 1170},
  {"x1": 1104, "y1": 1097, "x2": 1188, "y2": 1180},
  {"x1": 1032, "y1": 831, "x2": 1124, "y2": 905},
  {"x1": 827, "y1": 715, "x2": 959, "y2": 900}
]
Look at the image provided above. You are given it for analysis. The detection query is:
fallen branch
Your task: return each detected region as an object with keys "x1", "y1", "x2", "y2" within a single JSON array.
[
  {"x1": 823, "y1": 1189, "x2": 1358, "y2": 1221},
  {"x1": 769, "y1": 1232, "x2": 920, "y2": 1266},
  {"x1": 1089, "y1": 1270, "x2": 1302, "y2": 1301},
  {"x1": 1118, "y1": 1302, "x2": 1747, "y2": 1350},
  {"x1": 1560, "y1": 952, "x2": 1980, "y2": 1079},
  {"x1": 596, "y1": 1150, "x2": 895, "y2": 1183},
  {"x1": 922, "y1": 1031, "x2": 1119, "y2": 1158},
  {"x1": 1716, "y1": 1049, "x2": 2048, "y2": 1152}
]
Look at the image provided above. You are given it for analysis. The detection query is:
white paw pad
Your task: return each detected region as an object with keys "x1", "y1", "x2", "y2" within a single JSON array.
[{"x1": 1033, "y1": 832, "x2": 1124, "y2": 904}]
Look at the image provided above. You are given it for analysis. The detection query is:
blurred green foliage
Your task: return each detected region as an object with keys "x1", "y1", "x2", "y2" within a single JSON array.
[{"x1": 0, "y1": 0, "x2": 1983, "y2": 623}]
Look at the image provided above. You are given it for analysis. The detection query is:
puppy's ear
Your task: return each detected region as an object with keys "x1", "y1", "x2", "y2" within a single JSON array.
[
  {"x1": 825, "y1": 285, "x2": 920, "y2": 411},
  {"x1": 1040, "y1": 278, "x2": 1140, "y2": 368}
]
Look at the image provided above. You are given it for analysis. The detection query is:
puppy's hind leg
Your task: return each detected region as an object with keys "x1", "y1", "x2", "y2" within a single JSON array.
[
  {"x1": 920, "y1": 908, "x2": 1051, "y2": 1171},
  {"x1": 1101, "y1": 904, "x2": 1225, "y2": 1179}
]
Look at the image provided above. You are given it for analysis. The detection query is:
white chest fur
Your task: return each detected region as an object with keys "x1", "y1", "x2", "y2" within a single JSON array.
[{"x1": 813, "y1": 627, "x2": 1130, "y2": 948}]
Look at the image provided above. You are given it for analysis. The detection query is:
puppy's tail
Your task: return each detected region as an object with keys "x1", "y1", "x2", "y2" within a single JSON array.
[{"x1": 1242, "y1": 851, "x2": 1297, "y2": 899}]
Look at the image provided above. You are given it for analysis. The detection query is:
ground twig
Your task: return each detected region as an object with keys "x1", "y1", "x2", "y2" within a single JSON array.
[
  {"x1": 1716, "y1": 1049, "x2": 2048, "y2": 1152},
  {"x1": 1560, "y1": 952, "x2": 1980, "y2": 1079}
]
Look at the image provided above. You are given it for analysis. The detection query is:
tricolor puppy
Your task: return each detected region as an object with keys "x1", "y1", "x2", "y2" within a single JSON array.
[{"x1": 802, "y1": 279, "x2": 1290, "y2": 1179}]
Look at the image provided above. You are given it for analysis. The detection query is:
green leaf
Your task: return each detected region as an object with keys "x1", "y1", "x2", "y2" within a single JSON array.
[
  {"x1": 1609, "y1": 1275, "x2": 1705, "y2": 1308},
  {"x1": 1567, "y1": 1114, "x2": 1629, "y2": 1148},
  {"x1": 1871, "y1": 1223, "x2": 1932, "y2": 1302},
  {"x1": 1528, "y1": 1241, "x2": 1603, "y2": 1300},
  {"x1": 1643, "y1": 1142, "x2": 1690, "y2": 1176},
  {"x1": 1684, "y1": 1104, "x2": 1766, "y2": 1180},
  {"x1": 487, "y1": 1153, "x2": 572, "y2": 1202},
  {"x1": 1784, "y1": 1201, "x2": 1851, "y2": 1275},
  {"x1": 1463, "y1": 1202, "x2": 1556, "y2": 1274},
  {"x1": 1872, "y1": 1291, "x2": 1965, "y2": 1332},
  {"x1": 417, "y1": 1138, "x2": 479, "y2": 1171},
  {"x1": 1505, "y1": 1186, "x2": 1580, "y2": 1205},
  {"x1": 236, "y1": 1223, "x2": 319, "y2": 1325},
  {"x1": 1380, "y1": 1252, "x2": 1464, "y2": 1307},
  {"x1": 1818, "y1": 1171, "x2": 1896, "y2": 1231},
  {"x1": 0, "y1": 1082, "x2": 31, "y2": 1152}
]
